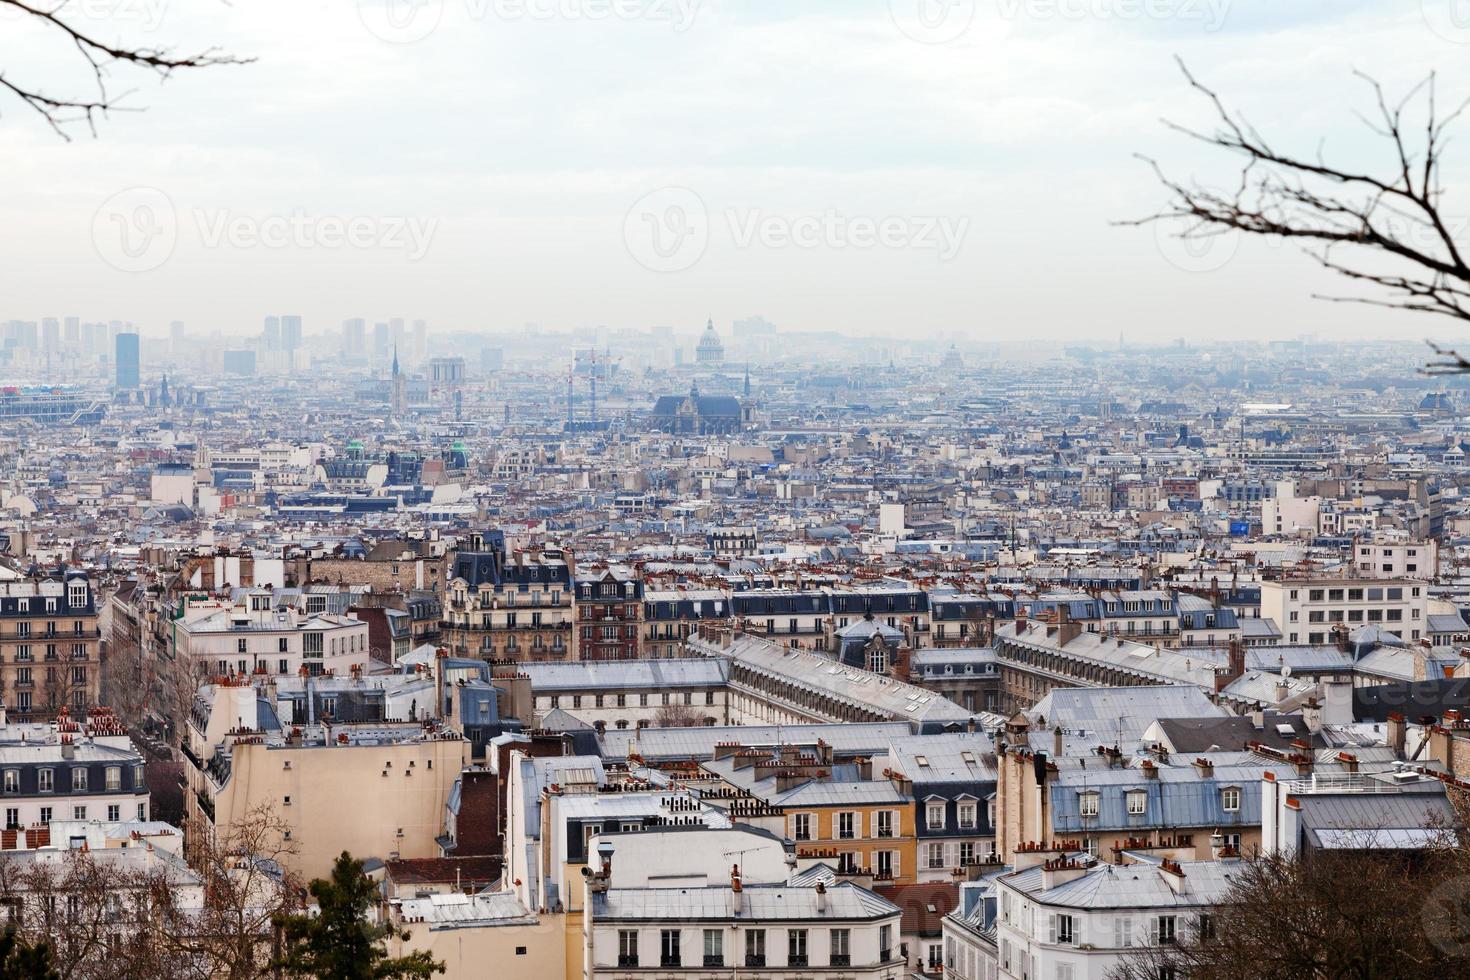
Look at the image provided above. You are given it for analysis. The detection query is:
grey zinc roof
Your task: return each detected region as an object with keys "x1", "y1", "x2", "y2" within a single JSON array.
[
  {"x1": 397, "y1": 890, "x2": 537, "y2": 928},
  {"x1": 517, "y1": 658, "x2": 728, "y2": 692},
  {"x1": 1004, "y1": 859, "x2": 1237, "y2": 910},
  {"x1": 689, "y1": 634, "x2": 973, "y2": 723},
  {"x1": 598, "y1": 722, "x2": 915, "y2": 763},
  {"x1": 885, "y1": 733, "x2": 998, "y2": 783},
  {"x1": 592, "y1": 880, "x2": 899, "y2": 922},
  {"x1": 1028, "y1": 685, "x2": 1226, "y2": 747}
]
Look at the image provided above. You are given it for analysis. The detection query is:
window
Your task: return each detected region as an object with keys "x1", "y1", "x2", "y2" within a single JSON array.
[
  {"x1": 107, "y1": 805, "x2": 120, "y2": 822},
  {"x1": 73, "y1": 806, "x2": 86, "y2": 820},
  {"x1": 745, "y1": 929, "x2": 766, "y2": 968},
  {"x1": 876, "y1": 810, "x2": 894, "y2": 838},
  {"x1": 830, "y1": 928, "x2": 851, "y2": 966},
  {"x1": 39, "y1": 807, "x2": 51, "y2": 824},
  {"x1": 792, "y1": 813, "x2": 812, "y2": 841},
  {"x1": 1080, "y1": 792, "x2": 1100, "y2": 817},
  {"x1": 959, "y1": 841, "x2": 975, "y2": 865},
  {"x1": 1, "y1": 771, "x2": 16, "y2": 795},
  {"x1": 927, "y1": 841, "x2": 945, "y2": 869},
  {"x1": 958, "y1": 801, "x2": 977, "y2": 829},
  {"x1": 1126, "y1": 790, "x2": 1146, "y2": 815},
  {"x1": 702, "y1": 929, "x2": 723, "y2": 967},
  {"x1": 926, "y1": 802, "x2": 944, "y2": 829},
  {"x1": 1197, "y1": 913, "x2": 1216, "y2": 941},
  {"x1": 105, "y1": 767, "x2": 121, "y2": 792},
  {"x1": 3, "y1": 810, "x2": 15, "y2": 831},
  {"x1": 1052, "y1": 913, "x2": 1076, "y2": 945},
  {"x1": 71, "y1": 768, "x2": 87, "y2": 791},
  {"x1": 237, "y1": 638, "x2": 247, "y2": 654},
  {"x1": 1115, "y1": 916, "x2": 1135, "y2": 948},
  {"x1": 787, "y1": 929, "x2": 808, "y2": 967},
  {"x1": 880, "y1": 925, "x2": 893, "y2": 961},
  {"x1": 837, "y1": 812, "x2": 855, "y2": 840},
  {"x1": 617, "y1": 930, "x2": 639, "y2": 967},
  {"x1": 1221, "y1": 787, "x2": 1241, "y2": 812},
  {"x1": 660, "y1": 930, "x2": 681, "y2": 967},
  {"x1": 1154, "y1": 915, "x2": 1177, "y2": 945},
  {"x1": 876, "y1": 850, "x2": 895, "y2": 877}
]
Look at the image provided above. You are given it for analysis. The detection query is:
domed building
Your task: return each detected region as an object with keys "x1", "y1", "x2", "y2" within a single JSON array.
[{"x1": 695, "y1": 318, "x2": 724, "y2": 364}]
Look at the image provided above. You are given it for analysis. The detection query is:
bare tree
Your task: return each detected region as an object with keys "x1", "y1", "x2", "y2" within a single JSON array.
[
  {"x1": 159, "y1": 805, "x2": 305, "y2": 980},
  {"x1": 653, "y1": 703, "x2": 704, "y2": 728},
  {"x1": 0, "y1": 0, "x2": 250, "y2": 139},
  {"x1": 0, "y1": 846, "x2": 195, "y2": 980},
  {"x1": 1108, "y1": 807, "x2": 1470, "y2": 980},
  {"x1": 1128, "y1": 59, "x2": 1470, "y2": 370}
]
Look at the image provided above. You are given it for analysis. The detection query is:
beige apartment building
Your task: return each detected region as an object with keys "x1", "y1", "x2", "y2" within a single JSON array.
[{"x1": 184, "y1": 680, "x2": 466, "y2": 879}]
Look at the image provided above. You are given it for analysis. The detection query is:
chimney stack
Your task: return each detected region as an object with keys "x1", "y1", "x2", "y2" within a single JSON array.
[{"x1": 1388, "y1": 713, "x2": 1407, "y2": 758}]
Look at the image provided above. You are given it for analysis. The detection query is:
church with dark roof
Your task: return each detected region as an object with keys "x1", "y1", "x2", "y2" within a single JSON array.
[{"x1": 648, "y1": 379, "x2": 750, "y2": 434}]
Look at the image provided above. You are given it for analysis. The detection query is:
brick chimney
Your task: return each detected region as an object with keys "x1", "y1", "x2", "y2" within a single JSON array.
[
  {"x1": 1387, "y1": 713, "x2": 1407, "y2": 758},
  {"x1": 1216, "y1": 639, "x2": 1246, "y2": 693}
]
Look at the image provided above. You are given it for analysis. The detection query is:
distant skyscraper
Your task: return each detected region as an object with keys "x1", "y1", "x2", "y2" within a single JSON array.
[
  {"x1": 41, "y1": 318, "x2": 59, "y2": 352},
  {"x1": 374, "y1": 322, "x2": 390, "y2": 358},
  {"x1": 115, "y1": 332, "x2": 140, "y2": 389},
  {"x1": 412, "y1": 319, "x2": 427, "y2": 362},
  {"x1": 263, "y1": 316, "x2": 281, "y2": 350},
  {"x1": 170, "y1": 321, "x2": 185, "y2": 355},
  {"x1": 64, "y1": 317, "x2": 80, "y2": 346},
  {"x1": 280, "y1": 315, "x2": 303, "y2": 351},
  {"x1": 342, "y1": 318, "x2": 367, "y2": 357}
]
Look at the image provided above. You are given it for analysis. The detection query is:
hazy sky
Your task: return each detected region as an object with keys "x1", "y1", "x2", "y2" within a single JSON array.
[{"x1": 4, "y1": 0, "x2": 1470, "y2": 344}]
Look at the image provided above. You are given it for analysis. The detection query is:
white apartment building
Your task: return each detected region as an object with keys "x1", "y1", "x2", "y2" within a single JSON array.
[
  {"x1": 1259, "y1": 577, "x2": 1429, "y2": 645},
  {"x1": 1352, "y1": 539, "x2": 1437, "y2": 578},
  {"x1": 988, "y1": 855, "x2": 1234, "y2": 980},
  {"x1": 1261, "y1": 480, "x2": 1322, "y2": 536},
  {"x1": 172, "y1": 591, "x2": 370, "y2": 678},
  {"x1": 582, "y1": 827, "x2": 905, "y2": 979}
]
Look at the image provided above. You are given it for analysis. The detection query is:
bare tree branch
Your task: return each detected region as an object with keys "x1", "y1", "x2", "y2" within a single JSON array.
[
  {"x1": 1124, "y1": 58, "x2": 1470, "y2": 369},
  {"x1": 0, "y1": 0, "x2": 252, "y2": 140}
]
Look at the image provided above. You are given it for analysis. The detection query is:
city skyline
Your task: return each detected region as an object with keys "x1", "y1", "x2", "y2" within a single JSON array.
[{"x1": 4, "y1": 2, "x2": 1470, "y2": 340}]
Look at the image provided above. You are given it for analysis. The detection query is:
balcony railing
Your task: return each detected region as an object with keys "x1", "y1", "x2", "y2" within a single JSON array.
[
  {"x1": 830, "y1": 954, "x2": 851, "y2": 966},
  {"x1": 702, "y1": 955, "x2": 724, "y2": 968},
  {"x1": 616, "y1": 955, "x2": 638, "y2": 967}
]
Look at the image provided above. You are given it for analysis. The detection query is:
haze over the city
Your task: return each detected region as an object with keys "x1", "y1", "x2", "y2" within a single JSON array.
[{"x1": 5, "y1": 0, "x2": 1470, "y2": 342}]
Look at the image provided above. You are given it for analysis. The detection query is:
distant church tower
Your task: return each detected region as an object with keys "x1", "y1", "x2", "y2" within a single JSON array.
[{"x1": 390, "y1": 345, "x2": 406, "y2": 415}]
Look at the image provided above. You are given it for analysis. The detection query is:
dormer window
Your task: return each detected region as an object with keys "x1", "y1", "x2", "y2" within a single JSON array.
[
  {"x1": 1079, "y1": 792, "x2": 1100, "y2": 817},
  {"x1": 1126, "y1": 790, "x2": 1147, "y2": 815},
  {"x1": 1221, "y1": 787, "x2": 1241, "y2": 812}
]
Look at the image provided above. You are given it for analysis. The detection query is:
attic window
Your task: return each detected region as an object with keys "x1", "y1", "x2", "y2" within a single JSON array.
[
  {"x1": 915, "y1": 756, "x2": 929, "y2": 767},
  {"x1": 1275, "y1": 724, "x2": 1295, "y2": 737}
]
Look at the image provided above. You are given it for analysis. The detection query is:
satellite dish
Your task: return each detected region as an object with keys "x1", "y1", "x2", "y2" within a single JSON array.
[{"x1": 1281, "y1": 664, "x2": 1293, "y2": 679}]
